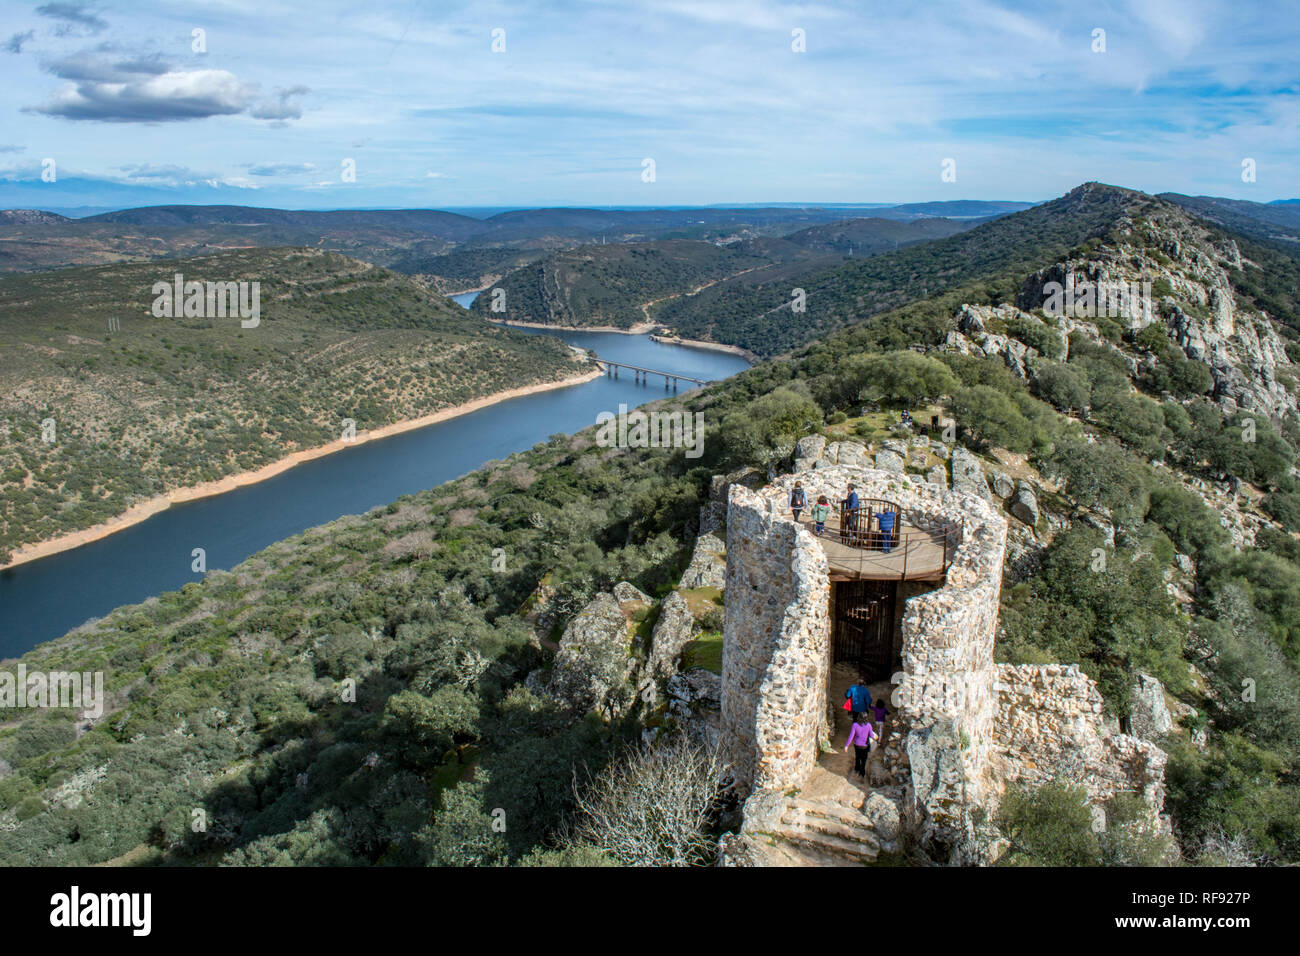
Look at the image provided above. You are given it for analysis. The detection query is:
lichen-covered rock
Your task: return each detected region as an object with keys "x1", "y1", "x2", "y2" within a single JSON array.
[
  {"x1": 951, "y1": 445, "x2": 992, "y2": 502},
  {"x1": 862, "y1": 791, "x2": 902, "y2": 845},
  {"x1": 679, "y1": 532, "x2": 726, "y2": 590},
  {"x1": 612, "y1": 581, "x2": 651, "y2": 610},
  {"x1": 643, "y1": 591, "x2": 696, "y2": 689},
  {"x1": 668, "y1": 667, "x2": 722, "y2": 709},
  {"x1": 1010, "y1": 481, "x2": 1039, "y2": 527},
  {"x1": 1130, "y1": 673, "x2": 1173, "y2": 740},
  {"x1": 546, "y1": 592, "x2": 636, "y2": 716},
  {"x1": 990, "y1": 470, "x2": 1015, "y2": 500},
  {"x1": 991, "y1": 663, "x2": 1170, "y2": 844}
]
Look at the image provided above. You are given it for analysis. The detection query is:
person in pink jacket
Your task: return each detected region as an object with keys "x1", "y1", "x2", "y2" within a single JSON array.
[{"x1": 844, "y1": 715, "x2": 877, "y2": 779}]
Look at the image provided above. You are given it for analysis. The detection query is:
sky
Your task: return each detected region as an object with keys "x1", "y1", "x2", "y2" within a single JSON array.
[{"x1": 0, "y1": 0, "x2": 1296, "y2": 210}]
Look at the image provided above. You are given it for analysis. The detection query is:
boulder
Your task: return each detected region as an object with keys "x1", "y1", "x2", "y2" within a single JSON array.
[
  {"x1": 990, "y1": 469, "x2": 1015, "y2": 500},
  {"x1": 1130, "y1": 673, "x2": 1173, "y2": 740},
  {"x1": 1010, "y1": 480, "x2": 1039, "y2": 526},
  {"x1": 668, "y1": 667, "x2": 722, "y2": 710},
  {"x1": 794, "y1": 434, "x2": 826, "y2": 466},
  {"x1": 862, "y1": 791, "x2": 902, "y2": 844},
  {"x1": 546, "y1": 592, "x2": 637, "y2": 716},
  {"x1": 644, "y1": 591, "x2": 696, "y2": 687},
  {"x1": 874, "y1": 449, "x2": 905, "y2": 474},
  {"x1": 950, "y1": 445, "x2": 991, "y2": 502},
  {"x1": 926, "y1": 464, "x2": 948, "y2": 487},
  {"x1": 957, "y1": 303, "x2": 987, "y2": 334},
  {"x1": 836, "y1": 441, "x2": 869, "y2": 469},
  {"x1": 612, "y1": 581, "x2": 651, "y2": 610},
  {"x1": 678, "y1": 532, "x2": 726, "y2": 590}
]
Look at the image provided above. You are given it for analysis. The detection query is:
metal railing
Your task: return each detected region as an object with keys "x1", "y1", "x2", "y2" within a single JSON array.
[{"x1": 816, "y1": 498, "x2": 964, "y2": 580}]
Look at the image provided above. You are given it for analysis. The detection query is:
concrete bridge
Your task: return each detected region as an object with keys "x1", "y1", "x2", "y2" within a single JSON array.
[{"x1": 592, "y1": 356, "x2": 708, "y2": 389}]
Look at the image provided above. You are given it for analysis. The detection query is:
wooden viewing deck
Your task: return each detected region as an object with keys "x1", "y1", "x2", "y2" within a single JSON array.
[{"x1": 802, "y1": 501, "x2": 961, "y2": 581}]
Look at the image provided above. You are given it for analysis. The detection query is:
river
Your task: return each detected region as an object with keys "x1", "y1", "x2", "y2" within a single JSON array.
[{"x1": 0, "y1": 293, "x2": 749, "y2": 657}]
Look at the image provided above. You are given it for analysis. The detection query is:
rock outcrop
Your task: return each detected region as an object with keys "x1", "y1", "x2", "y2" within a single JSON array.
[
  {"x1": 679, "y1": 532, "x2": 726, "y2": 590},
  {"x1": 1130, "y1": 673, "x2": 1174, "y2": 741},
  {"x1": 950, "y1": 445, "x2": 992, "y2": 502},
  {"x1": 544, "y1": 591, "x2": 638, "y2": 717},
  {"x1": 1010, "y1": 480, "x2": 1040, "y2": 527}
]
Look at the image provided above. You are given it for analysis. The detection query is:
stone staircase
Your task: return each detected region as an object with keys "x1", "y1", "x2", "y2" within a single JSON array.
[
  {"x1": 740, "y1": 767, "x2": 900, "y2": 867},
  {"x1": 770, "y1": 795, "x2": 881, "y2": 865}
]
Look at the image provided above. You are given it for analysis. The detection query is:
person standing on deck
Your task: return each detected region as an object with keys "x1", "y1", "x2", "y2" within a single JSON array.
[
  {"x1": 843, "y1": 483, "x2": 861, "y2": 537},
  {"x1": 790, "y1": 481, "x2": 806, "y2": 523},
  {"x1": 844, "y1": 715, "x2": 877, "y2": 779}
]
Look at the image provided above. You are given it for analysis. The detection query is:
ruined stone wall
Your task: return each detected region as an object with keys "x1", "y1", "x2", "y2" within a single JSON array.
[
  {"x1": 723, "y1": 461, "x2": 1167, "y2": 863},
  {"x1": 990, "y1": 664, "x2": 1168, "y2": 828},
  {"x1": 753, "y1": 468, "x2": 1007, "y2": 850},
  {"x1": 721, "y1": 487, "x2": 830, "y2": 793},
  {"x1": 725, "y1": 466, "x2": 1008, "y2": 854}
]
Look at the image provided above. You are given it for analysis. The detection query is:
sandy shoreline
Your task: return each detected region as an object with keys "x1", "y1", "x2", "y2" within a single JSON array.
[
  {"x1": 487, "y1": 318, "x2": 659, "y2": 335},
  {"x1": 648, "y1": 334, "x2": 758, "y2": 364},
  {"x1": 0, "y1": 367, "x2": 602, "y2": 572}
]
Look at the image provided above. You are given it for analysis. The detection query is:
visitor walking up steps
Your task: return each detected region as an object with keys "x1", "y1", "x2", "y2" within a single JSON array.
[
  {"x1": 844, "y1": 715, "x2": 878, "y2": 779},
  {"x1": 845, "y1": 681, "x2": 871, "y2": 714}
]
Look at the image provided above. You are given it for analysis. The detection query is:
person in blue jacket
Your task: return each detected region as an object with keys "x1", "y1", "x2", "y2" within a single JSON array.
[
  {"x1": 843, "y1": 483, "x2": 861, "y2": 538},
  {"x1": 845, "y1": 682, "x2": 872, "y2": 713}
]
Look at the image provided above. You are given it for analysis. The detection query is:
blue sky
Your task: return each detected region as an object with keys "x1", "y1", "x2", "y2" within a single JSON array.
[{"x1": 0, "y1": 0, "x2": 1296, "y2": 209}]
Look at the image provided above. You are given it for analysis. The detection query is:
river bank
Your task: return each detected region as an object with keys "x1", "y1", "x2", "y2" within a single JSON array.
[
  {"x1": 486, "y1": 317, "x2": 659, "y2": 335},
  {"x1": 648, "y1": 334, "x2": 759, "y2": 363},
  {"x1": 0, "y1": 366, "x2": 602, "y2": 572}
]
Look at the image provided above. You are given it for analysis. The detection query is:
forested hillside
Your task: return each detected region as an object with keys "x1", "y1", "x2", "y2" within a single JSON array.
[
  {"x1": 0, "y1": 248, "x2": 590, "y2": 563},
  {"x1": 468, "y1": 218, "x2": 982, "y2": 330},
  {"x1": 469, "y1": 239, "x2": 773, "y2": 328},
  {"x1": 654, "y1": 183, "x2": 1148, "y2": 357},
  {"x1": 3, "y1": 183, "x2": 1299, "y2": 867}
]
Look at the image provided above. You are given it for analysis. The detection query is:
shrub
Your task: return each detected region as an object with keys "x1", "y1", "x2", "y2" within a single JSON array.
[{"x1": 570, "y1": 734, "x2": 726, "y2": 866}]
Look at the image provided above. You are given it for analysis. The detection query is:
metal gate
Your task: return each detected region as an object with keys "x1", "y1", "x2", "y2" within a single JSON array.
[{"x1": 833, "y1": 580, "x2": 897, "y2": 681}]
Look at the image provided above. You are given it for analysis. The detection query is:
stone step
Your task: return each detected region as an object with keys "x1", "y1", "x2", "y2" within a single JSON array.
[
  {"x1": 781, "y1": 809, "x2": 881, "y2": 849},
  {"x1": 786, "y1": 795, "x2": 870, "y2": 827},
  {"x1": 771, "y1": 821, "x2": 879, "y2": 863}
]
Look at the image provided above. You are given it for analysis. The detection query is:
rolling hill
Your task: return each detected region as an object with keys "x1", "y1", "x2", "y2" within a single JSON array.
[{"x1": 0, "y1": 247, "x2": 590, "y2": 562}]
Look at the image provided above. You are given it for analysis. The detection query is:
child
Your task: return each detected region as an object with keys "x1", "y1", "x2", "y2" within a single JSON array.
[
  {"x1": 869, "y1": 698, "x2": 889, "y2": 740},
  {"x1": 812, "y1": 495, "x2": 831, "y2": 534}
]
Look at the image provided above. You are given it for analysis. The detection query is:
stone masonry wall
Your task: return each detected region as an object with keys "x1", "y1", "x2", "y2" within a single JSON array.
[
  {"x1": 990, "y1": 664, "x2": 1169, "y2": 829},
  {"x1": 721, "y1": 487, "x2": 830, "y2": 794}
]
